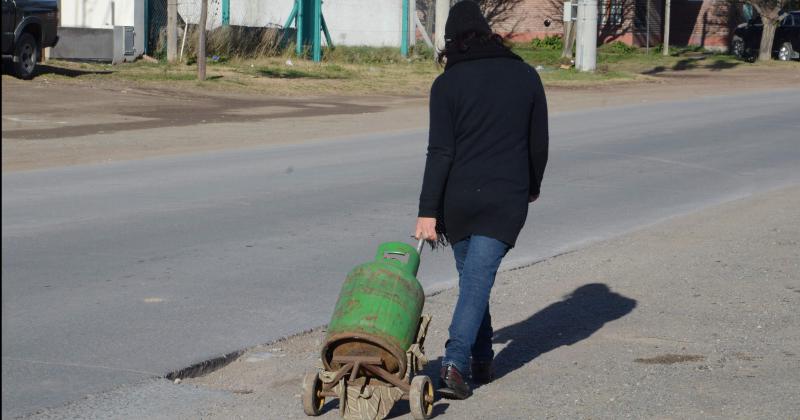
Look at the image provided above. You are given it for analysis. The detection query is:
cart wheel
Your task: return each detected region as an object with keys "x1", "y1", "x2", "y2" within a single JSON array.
[
  {"x1": 409, "y1": 375, "x2": 435, "y2": 419},
  {"x1": 302, "y1": 371, "x2": 325, "y2": 416}
]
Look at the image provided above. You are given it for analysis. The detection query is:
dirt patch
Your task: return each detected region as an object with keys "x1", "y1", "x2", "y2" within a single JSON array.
[
  {"x1": 2, "y1": 86, "x2": 382, "y2": 140},
  {"x1": 634, "y1": 354, "x2": 706, "y2": 365}
]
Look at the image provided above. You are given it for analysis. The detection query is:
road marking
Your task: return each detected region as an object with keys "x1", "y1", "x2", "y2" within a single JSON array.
[{"x1": 3, "y1": 116, "x2": 68, "y2": 124}]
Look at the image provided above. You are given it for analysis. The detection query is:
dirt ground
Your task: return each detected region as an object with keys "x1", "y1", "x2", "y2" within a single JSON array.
[{"x1": 3, "y1": 63, "x2": 798, "y2": 172}]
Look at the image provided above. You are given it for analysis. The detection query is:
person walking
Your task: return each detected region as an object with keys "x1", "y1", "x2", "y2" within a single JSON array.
[{"x1": 414, "y1": 1, "x2": 549, "y2": 400}]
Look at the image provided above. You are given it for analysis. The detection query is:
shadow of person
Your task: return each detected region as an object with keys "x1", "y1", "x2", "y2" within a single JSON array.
[{"x1": 490, "y1": 283, "x2": 637, "y2": 383}]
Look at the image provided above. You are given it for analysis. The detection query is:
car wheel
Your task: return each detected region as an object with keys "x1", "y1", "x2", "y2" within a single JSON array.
[
  {"x1": 732, "y1": 36, "x2": 746, "y2": 60},
  {"x1": 14, "y1": 33, "x2": 38, "y2": 80},
  {"x1": 777, "y1": 42, "x2": 795, "y2": 61}
]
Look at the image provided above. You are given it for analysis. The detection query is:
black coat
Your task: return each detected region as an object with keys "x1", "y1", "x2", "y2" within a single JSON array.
[{"x1": 418, "y1": 57, "x2": 549, "y2": 247}]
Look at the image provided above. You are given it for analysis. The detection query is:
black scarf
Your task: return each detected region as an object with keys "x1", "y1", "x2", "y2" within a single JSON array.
[{"x1": 444, "y1": 39, "x2": 523, "y2": 71}]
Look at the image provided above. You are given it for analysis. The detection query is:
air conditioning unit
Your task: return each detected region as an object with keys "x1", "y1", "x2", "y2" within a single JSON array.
[{"x1": 113, "y1": 26, "x2": 136, "y2": 64}]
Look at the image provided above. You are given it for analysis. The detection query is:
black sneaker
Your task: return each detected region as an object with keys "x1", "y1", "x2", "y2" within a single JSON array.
[
  {"x1": 470, "y1": 360, "x2": 494, "y2": 384},
  {"x1": 438, "y1": 364, "x2": 471, "y2": 400}
]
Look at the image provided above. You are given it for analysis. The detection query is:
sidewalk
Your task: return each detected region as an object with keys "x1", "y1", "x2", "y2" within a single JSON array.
[
  {"x1": 182, "y1": 186, "x2": 799, "y2": 419},
  {"x1": 29, "y1": 186, "x2": 796, "y2": 419}
]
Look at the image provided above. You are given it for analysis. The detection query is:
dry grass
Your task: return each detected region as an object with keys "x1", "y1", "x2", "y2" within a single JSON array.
[{"x1": 31, "y1": 42, "x2": 796, "y2": 97}]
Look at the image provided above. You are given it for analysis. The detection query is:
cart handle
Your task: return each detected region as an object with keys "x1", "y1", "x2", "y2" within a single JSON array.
[{"x1": 416, "y1": 238, "x2": 425, "y2": 255}]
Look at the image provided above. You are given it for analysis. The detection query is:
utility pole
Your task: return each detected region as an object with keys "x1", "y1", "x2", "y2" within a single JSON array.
[
  {"x1": 167, "y1": 0, "x2": 177, "y2": 62},
  {"x1": 575, "y1": 0, "x2": 597, "y2": 72},
  {"x1": 434, "y1": 0, "x2": 449, "y2": 52},
  {"x1": 198, "y1": 0, "x2": 208, "y2": 80},
  {"x1": 663, "y1": 0, "x2": 671, "y2": 56}
]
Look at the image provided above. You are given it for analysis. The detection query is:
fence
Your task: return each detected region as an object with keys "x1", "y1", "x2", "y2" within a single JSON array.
[{"x1": 147, "y1": 0, "x2": 223, "y2": 56}]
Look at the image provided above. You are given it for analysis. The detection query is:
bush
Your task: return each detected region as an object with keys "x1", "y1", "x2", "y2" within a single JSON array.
[
  {"x1": 603, "y1": 41, "x2": 637, "y2": 55},
  {"x1": 157, "y1": 24, "x2": 290, "y2": 62},
  {"x1": 531, "y1": 35, "x2": 563, "y2": 50}
]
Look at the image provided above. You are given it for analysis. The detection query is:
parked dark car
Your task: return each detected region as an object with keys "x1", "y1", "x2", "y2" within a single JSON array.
[
  {"x1": 2, "y1": 0, "x2": 59, "y2": 79},
  {"x1": 732, "y1": 11, "x2": 800, "y2": 61}
]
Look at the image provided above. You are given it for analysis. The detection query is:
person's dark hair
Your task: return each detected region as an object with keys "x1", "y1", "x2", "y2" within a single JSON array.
[{"x1": 436, "y1": 30, "x2": 511, "y2": 66}]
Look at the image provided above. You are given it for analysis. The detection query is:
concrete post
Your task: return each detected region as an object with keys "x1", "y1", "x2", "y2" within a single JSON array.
[
  {"x1": 576, "y1": 0, "x2": 597, "y2": 72},
  {"x1": 434, "y1": 0, "x2": 449, "y2": 52},
  {"x1": 663, "y1": 0, "x2": 671, "y2": 56},
  {"x1": 574, "y1": 0, "x2": 584, "y2": 69},
  {"x1": 167, "y1": 0, "x2": 177, "y2": 62}
]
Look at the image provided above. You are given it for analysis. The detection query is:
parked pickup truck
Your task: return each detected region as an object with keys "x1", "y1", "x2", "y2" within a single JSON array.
[
  {"x1": 2, "y1": 0, "x2": 59, "y2": 79},
  {"x1": 732, "y1": 11, "x2": 800, "y2": 61}
]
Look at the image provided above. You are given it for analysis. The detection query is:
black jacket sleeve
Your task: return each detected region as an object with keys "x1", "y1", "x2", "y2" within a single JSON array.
[
  {"x1": 418, "y1": 78, "x2": 455, "y2": 218},
  {"x1": 528, "y1": 73, "x2": 549, "y2": 197}
]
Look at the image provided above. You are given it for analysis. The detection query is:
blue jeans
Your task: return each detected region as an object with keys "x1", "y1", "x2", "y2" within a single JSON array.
[{"x1": 441, "y1": 235, "x2": 510, "y2": 375}]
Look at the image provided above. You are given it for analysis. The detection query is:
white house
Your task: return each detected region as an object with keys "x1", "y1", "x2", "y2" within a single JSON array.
[{"x1": 52, "y1": 0, "x2": 412, "y2": 62}]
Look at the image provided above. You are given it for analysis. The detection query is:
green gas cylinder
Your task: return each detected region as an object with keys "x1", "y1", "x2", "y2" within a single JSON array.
[{"x1": 322, "y1": 241, "x2": 425, "y2": 378}]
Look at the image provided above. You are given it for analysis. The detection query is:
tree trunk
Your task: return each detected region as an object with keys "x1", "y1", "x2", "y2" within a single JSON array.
[
  {"x1": 758, "y1": 17, "x2": 777, "y2": 61},
  {"x1": 198, "y1": 0, "x2": 208, "y2": 80}
]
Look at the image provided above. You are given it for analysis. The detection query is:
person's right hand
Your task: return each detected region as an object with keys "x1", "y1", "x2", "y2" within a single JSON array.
[{"x1": 415, "y1": 217, "x2": 437, "y2": 242}]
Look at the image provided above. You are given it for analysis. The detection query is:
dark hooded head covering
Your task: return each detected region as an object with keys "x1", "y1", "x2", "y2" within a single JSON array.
[
  {"x1": 440, "y1": 1, "x2": 523, "y2": 71},
  {"x1": 445, "y1": 1, "x2": 491, "y2": 41}
]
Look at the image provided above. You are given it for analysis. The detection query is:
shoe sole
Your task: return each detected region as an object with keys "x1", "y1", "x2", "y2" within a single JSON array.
[{"x1": 437, "y1": 386, "x2": 470, "y2": 400}]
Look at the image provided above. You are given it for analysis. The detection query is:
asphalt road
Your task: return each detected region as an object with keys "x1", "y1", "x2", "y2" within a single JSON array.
[{"x1": 3, "y1": 89, "x2": 799, "y2": 418}]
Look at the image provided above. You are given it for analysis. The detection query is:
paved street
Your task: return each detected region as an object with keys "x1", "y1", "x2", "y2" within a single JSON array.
[{"x1": 3, "y1": 89, "x2": 799, "y2": 418}]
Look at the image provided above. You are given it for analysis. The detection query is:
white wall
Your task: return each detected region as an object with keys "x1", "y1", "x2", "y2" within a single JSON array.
[
  {"x1": 177, "y1": 0, "x2": 224, "y2": 29},
  {"x1": 323, "y1": 0, "x2": 404, "y2": 46},
  {"x1": 61, "y1": 0, "x2": 407, "y2": 48},
  {"x1": 60, "y1": 0, "x2": 136, "y2": 28},
  {"x1": 183, "y1": 0, "x2": 405, "y2": 47},
  {"x1": 60, "y1": 0, "x2": 144, "y2": 56}
]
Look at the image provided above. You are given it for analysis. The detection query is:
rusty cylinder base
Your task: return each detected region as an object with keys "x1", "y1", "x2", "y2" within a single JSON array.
[{"x1": 322, "y1": 332, "x2": 408, "y2": 379}]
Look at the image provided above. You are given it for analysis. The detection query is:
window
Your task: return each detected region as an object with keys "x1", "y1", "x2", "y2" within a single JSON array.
[{"x1": 600, "y1": 0, "x2": 625, "y2": 26}]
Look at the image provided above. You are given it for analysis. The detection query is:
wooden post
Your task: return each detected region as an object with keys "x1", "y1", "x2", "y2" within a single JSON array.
[
  {"x1": 198, "y1": 0, "x2": 208, "y2": 80},
  {"x1": 167, "y1": 0, "x2": 177, "y2": 62}
]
